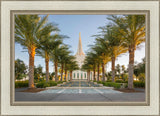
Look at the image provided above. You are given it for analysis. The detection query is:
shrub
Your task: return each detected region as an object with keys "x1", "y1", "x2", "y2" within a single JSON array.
[
  {"x1": 48, "y1": 81, "x2": 57, "y2": 86},
  {"x1": 114, "y1": 83, "x2": 121, "y2": 89},
  {"x1": 115, "y1": 80, "x2": 123, "y2": 83},
  {"x1": 103, "y1": 82, "x2": 121, "y2": 89},
  {"x1": 97, "y1": 81, "x2": 102, "y2": 83},
  {"x1": 124, "y1": 83, "x2": 128, "y2": 88},
  {"x1": 36, "y1": 82, "x2": 50, "y2": 88},
  {"x1": 106, "y1": 80, "x2": 112, "y2": 82},
  {"x1": 123, "y1": 81, "x2": 128, "y2": 83},
  {"x1": 97, "y1": 81, "x2": 105, "y2": 84},
  {"x1": 138, "y1": 73, "x2": 145, "y2": 82},
  {"x1": 133, "y1": 81, "x2": 145, "y2": 88},
  {"x1": 15, "y1": 80, "x2": 28, "y2": 88},
  {"x1": 39, "y1": 78, "x2": 45, "y2": 82},
  {"x1": 43, "y1": 83, "x2": 50, "y2": 88},
  {"x1": 115, "y1": 80, "x2": 128, "y2": 83},
  {"x1": 36, "y1": 82, "x2": 47, "y2": 88},
  {"x1": 57, "y1": 81, "x2": 63, "y2": 84},
  {"x1": 115, "y1": 76, "x2": 119, "y2": 80},
  {"x1": 121, "y1": 74, "x2": 128, "y2": 82},
  {"x1": 107, "y1": 76, "x2": 112, "y2": 81},
  {"x1": 36, "y1": 81, "x2": 57, "y2": 88}
]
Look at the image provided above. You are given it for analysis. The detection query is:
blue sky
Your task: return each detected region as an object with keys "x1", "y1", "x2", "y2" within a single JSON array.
[{"x1": 15, "y1": 15, "x2": 145, "y2": 72}]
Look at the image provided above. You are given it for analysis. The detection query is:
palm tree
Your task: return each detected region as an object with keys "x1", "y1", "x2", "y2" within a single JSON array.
[
  {"x1": 68, "y1": 61, "x2": 79, "y2": 81},
  {"x1": 81, "y1": 60, "x2": 92, "y2": 82},
  {"x1": 115, "y1": 64, "x2": 121, "y2": 79},
  {"x1": 50, "y1": 43, "x2": 62, "y2": 82},
  {"x1": 134, "y1": 58, "x2": 145, "y2": 80},
  {"x1": 85, "y1": 52, "x2": 97, "y2": 81},
  {"x1": 91, "y1": 46, "x2": 103, "y2": 82},
  {"x1": 37, "y1": 34, "x2": 62, "y2": 82},
  {"x1": 101, "y1": 53, "x2": 110, "y2": 82},
  {"x1": 120, "y1": 65, "x2": 126, "y2": 81},
  {"x1": 58, "y1": 45, "x2": 70, "y2": 81},
  {"x1": 50, "y1": 38, "x2": 68, "y2": 82},
  {"x1": 121, "y1": 65, "x2": 126, "y2": 73},
  {"x1": 93, "y1": 38, "x2": 111, "y2": 82},
  {"x1": 108, "y1": 15, "x2": 145, "y2": 88},
  {"x1": 51, "y1": 45, "x2": 59, "y2": 82},
  {"x1": 63, "y1": 55, "x2": 75, "y2": 81},
  {"x1": 15, "y1": 15, "x2": 49, "y2": 88},
  {"x1": 101, "y1": 25, "x2": 128, "y2": 82},
  {"x1": 15, "y1": 59, "x2": 28, "y2": 80}
]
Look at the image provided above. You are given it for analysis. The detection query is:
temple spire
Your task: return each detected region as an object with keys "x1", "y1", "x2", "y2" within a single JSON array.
[{"x1": 76, "y1": 32, "x2": 84, "y2": 56}]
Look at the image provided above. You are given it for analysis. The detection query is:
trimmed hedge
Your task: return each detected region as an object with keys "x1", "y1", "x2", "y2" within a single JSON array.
[
  {"x1": 103, "y1": 82, "x2": 121, "y2": 89},
  {"x1": 114, "y1": 81, "x2": 145, "y2": 88},
  {"x1": 36, "y1": 82, "x2": 50, "y2": 88},
  {"x1": 97, "y1": 81, "x2": 145, "y2": 88},
  {"x1": 15, "y1": 81, "x2": 28, "y2": 88},
  {"x1": 106, "y1": 80, "x2": 112, "y2": 82},
  {"x1": 115, "y1": 80, "x2": 123, "y2": 83},
  {"x1": 48, "y1": 81, "x2": 57, "y2": 86},
  {"x1": 115, "y1": 80, "x2": 128, "y2": 83},
  {"x1": 15, "y1": 80, "x2": 62, "y2": 88},
  {"x1": 133, "y1": 81, "x2": 145, "y2": 88},
  {"x1": 97, "y1": 81, "x2": 105, "y2": 84},
  {"x1": 123, "y1": 81, "x2": 128, "y2": 83},
  {"x1": 36, "y1": 81, "x2": 57, "y2": 88},
  {"x1": 124, "y1": 84, "x2": 128, "y2": 88},
  {"x1": 57, "y1": 81, "x2": 64, "y2": 84}
]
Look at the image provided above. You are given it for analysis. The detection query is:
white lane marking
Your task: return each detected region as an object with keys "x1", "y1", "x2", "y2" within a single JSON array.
[
  {"x1": 79, "y1": 89, "x2": 82, "y2": 93},
  {"x1": 57, "y1": 89, "x2": 65, "y2": 93},
  {"x1": 95, "y1": 89, "x2": 103, "y2": 94}
]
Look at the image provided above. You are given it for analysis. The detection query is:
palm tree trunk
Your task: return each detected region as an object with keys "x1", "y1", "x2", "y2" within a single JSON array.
[
  {"x1": 64, "y1": 66, "x2": 67, "y2": 81},
  {"x1": 105, "y1": 64, "x2": 107, "y2": 81},
  {"x1": 64, "y1": 69, "x2": 67, "y2": 81},
  {"x1": 97, "y1": 63, "x2": 100, "y2": 82},
  {"x1": 88, "y1": 70, "x2": 90, "y2": 82},
  {"x1": 93, "y1": 65, "x2": 96, "y2": 81},
  {"x1": 102, "y1": 62, "x2": 105, "y2": 82},
  {"x1": 128, "y1": 48, "x2": 135, "y2": 89},
  {"x1": 111, "y1": 56, "x2": 115, "y2": 82},
  {"x1": 28, "y1": 48, "x2": 36, "y2": 88},
  {"x1": 45, "y1": 55, "x2": 49, "y2": 82},
  {"x1": 70, "y1": 71, "x2": 72, "y2": 81},
  {"x1": 87, "y1": 71, "x2": 89, "y2": 81},
  {"x1": 89, "y1": 71, "x2": 90, "y2": 81},
  {"x1": 54, "y1": 61, "x2": 58, "y2": 82},
  {"x1": 61, "y1": 63, "x2": 64, "y2": 81}
]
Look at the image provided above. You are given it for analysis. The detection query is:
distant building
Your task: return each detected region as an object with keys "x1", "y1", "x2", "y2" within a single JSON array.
[{"x1": 72, "y1": 33, "x2": 87, "y2": 80}]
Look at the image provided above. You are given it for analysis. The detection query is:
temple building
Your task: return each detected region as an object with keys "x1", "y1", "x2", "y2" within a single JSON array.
[{"x1": 72, "y1": 33, "x2": 87, "y2": 80}]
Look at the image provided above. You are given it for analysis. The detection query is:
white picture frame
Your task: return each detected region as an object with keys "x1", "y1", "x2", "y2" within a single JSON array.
[{"x1": 1, "y1": 0, "x2": 159, "y2": 115}]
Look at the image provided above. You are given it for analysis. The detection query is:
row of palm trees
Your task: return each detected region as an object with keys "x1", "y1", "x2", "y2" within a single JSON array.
[
  {"x1": 15, "y1": 15, "x2": 79, "y2": 88},
  {"x1": 82, "y1": 15, "x2": 145, "y2": 89}
]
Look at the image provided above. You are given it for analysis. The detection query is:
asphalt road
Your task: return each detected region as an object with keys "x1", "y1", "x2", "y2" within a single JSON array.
[{"x1": 15, "y1": 88, "x2": 145, "y2": 102}]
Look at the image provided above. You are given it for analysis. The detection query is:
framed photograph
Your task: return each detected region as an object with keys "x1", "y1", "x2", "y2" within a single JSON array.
[{"x1": 1, "y1": 0, "x2": 159, "y2": 115}]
